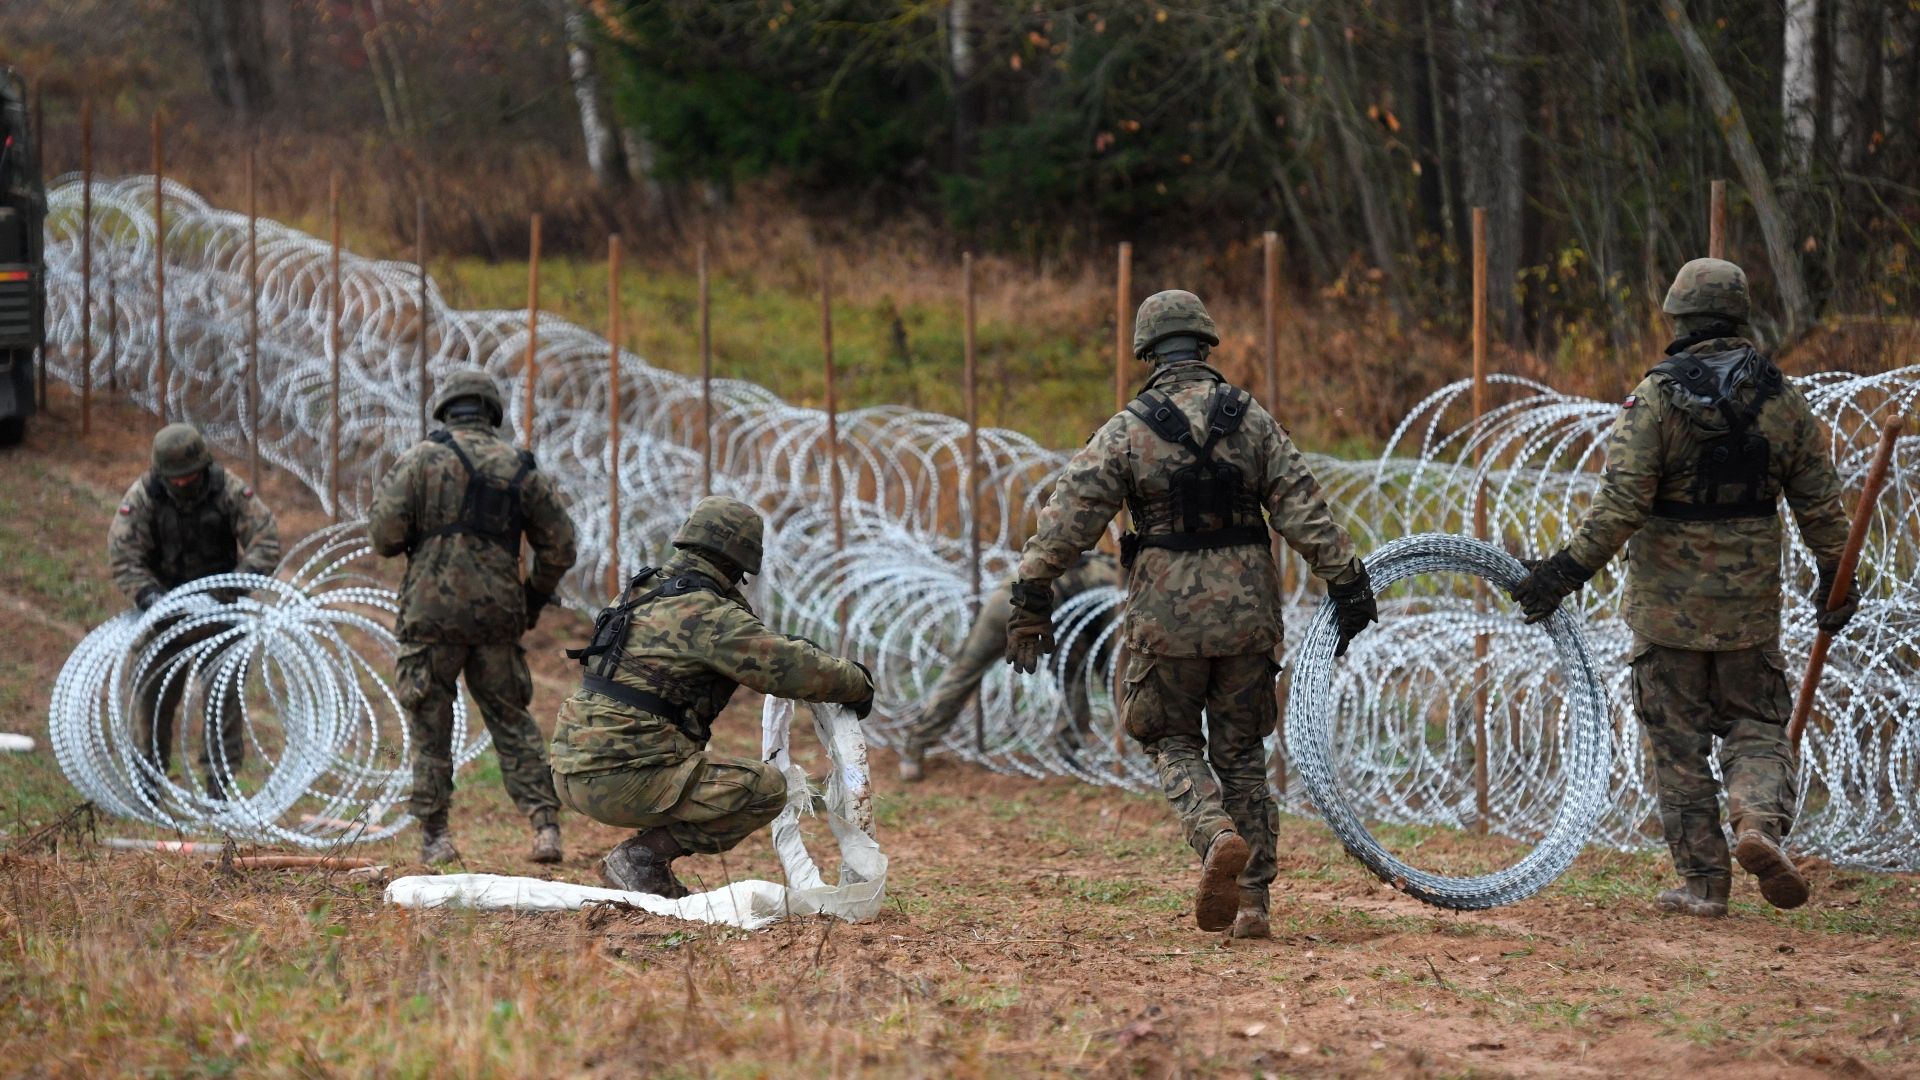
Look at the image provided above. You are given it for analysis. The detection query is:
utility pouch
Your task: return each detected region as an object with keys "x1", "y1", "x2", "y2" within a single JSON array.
[{"x1": 1120, "y1": 532, "x2": 1142, "y2": 570}]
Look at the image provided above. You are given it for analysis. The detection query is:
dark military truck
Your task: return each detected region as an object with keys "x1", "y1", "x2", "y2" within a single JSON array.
[{"x1": 0, "y1": 65, "x2": 44, "y2": 446}]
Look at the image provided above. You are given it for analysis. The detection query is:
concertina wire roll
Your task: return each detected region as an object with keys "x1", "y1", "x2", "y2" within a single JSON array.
[{"x1": 33, "y1": 174, "x2": 1920, "y2": 878}]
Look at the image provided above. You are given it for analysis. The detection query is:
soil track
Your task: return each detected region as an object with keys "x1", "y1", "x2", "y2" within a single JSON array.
[{"x1": 3, "y1": 386, "x2": 1917, "y2": 1077}]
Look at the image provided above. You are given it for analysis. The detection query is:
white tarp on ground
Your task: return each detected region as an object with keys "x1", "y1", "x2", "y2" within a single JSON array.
[{"x1": 384, "y1": 699, "x2": 886, "y2": 929}]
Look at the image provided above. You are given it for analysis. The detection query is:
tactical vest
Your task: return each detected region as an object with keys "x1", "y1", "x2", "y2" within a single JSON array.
[
  {"x1": 416, "y1": 429, "x2": 535, "y2": 554},
  {"x1": 566, "y1": 567, "x2": 734, "y2": 744},
  {"x1": 1647, "y1": 346, "x2": 1785, "y2": 522},
  {"x1": 146, "y1": 464, "x2": 240, "y2": 587},
  {"x1": 1120, "y1": 381, "x2": 1269, "y2": 568}
]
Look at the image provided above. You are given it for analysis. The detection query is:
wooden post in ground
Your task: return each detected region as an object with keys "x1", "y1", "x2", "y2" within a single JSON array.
[
  {"x1": 1470, "y1": 206, "x2": 1491, "y2": 834},
  {"x1": 152, "y1": 113, "x2": 167, "y2": 421},
  {"x1": 245, "y1": 145, "x2": 259, "y2": 490},
  {"x1": 327, "y1": 173, "x2": 343, "y2": 521},
  {"x1": 1709, "y1": 179, "x2": 1727, "y2": 260},
  {"x1": 820, "y1": 252, "x2": 845, "y2": 640},
  {"x1": 79, "y1": 95, "x2": 92, "y2": 435},
  {"x1": 1111, "y1": 241, "x2": 1133, "y2": 765},
  {"x1": 106, "y1": 280, "x2": 117, "y2": 391},
  {"x1": 524, "y1": 214, "x2": 541, "y2": 447},
  {"x1": 1263, "y1": 231, "x2": 1291, "y2": 794},
  {"x1": 699, "y1": 243, "x2": 713, "y2": 496},
  {"x1": 963, "y1": 251, "x2": 983, "y2": 750},
  {"x1": 607, "y1": 234, "x2": 623, "y2": 598},
  {"x1": 415, "y1": 197, "x2": 428, "y2": 440}
]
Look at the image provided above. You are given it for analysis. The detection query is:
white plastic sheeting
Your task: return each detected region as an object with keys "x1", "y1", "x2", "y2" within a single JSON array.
[{"x1": 385, "y1": 701, "x2": 886, "y2": 927}]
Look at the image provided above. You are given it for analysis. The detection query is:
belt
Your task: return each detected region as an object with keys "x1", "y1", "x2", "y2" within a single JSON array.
[
  {"x1": 1650, "y1": 498, "x2": 1775, "y2": 522},
  {"x1": 580, "y1": 673, "x2": 699, "y2": 739}
]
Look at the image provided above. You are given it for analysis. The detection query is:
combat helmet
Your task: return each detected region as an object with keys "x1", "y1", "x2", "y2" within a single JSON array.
[
  {"x1": 151, "y1": 423, "x2": 213, "y2": 478},
  {"x1": 432, "y1": 369, "x2": 505, "y2": 427},
  {"x1": 1663, "y1": 258, "x2": 1750, "y2": 323},
  {"x1": 1132, "y1": 290, "x2": 1221, "y2": 361},
  {"x1": 672, "y1": 496, "x2": 764, "y2": 576}
]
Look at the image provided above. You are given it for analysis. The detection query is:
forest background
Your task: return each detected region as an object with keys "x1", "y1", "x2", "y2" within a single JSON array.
[{"x1": 7, "y1": 0, "x2": 1918, "y2": 451}]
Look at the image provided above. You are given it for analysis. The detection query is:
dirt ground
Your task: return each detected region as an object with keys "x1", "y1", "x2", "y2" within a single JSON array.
[{"x1": 3, "y1": 386, "x2": 1918, "y2": 1079}]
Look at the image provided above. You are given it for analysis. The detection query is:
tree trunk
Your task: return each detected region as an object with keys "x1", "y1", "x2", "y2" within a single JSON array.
[
  {"x1": 562, "y1": 3, "x2": 630, "y2": 189},
  {"x1": 1662, "y1": 0, "x2": 1815, "y2": 341},
  {"x1": 1453, "y1": 0, "x2": 1524, "y2": 341},
  {"x1": 1829, "y1": 0, "x2": 1881, "y2": 172},
  {"x1": 188, "y1": 0, "x2": 273, "y2": 117},
  {"x1": 950, "y1": 0, "x2": 981, "y2": 171},
  {"x1": 1781, "y1": 0, "x2": 1817, "y2": 175}
]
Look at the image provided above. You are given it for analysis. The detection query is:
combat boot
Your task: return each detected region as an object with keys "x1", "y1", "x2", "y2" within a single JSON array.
[
  {"x1": 1655, "y1": 876, "x2": 1729, "y2": 917},
  {"x1": 529, "y1": 823, "x2": 563, "y2": 864},
  {"x1": 1733, "y1": 830, "x2": 1810, "y2": 910},
  {"x1": 1195, "y1": 830, "x2": 1251, "y2": 932},
  {"x1": 897, "y1": 742, "x2": 926, "y2": 783},
  {"x1": 601, "y1": 828, "x2": 691, "y2": 898},
  {"x1": 419, "y1": 816, "x2": 459, "y2": 866},
  {"x1": 1229, "y1": 888, "x2": 1271, "y2": 940}
]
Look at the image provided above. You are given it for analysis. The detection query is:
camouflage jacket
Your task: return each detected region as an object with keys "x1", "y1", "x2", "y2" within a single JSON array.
[
  {"x1": 548, "y1": 549, "x2": 874, "y2": 776},
  {"x1": 1565, "y1": 336, "x2": 1851, "y2": 650},
  {"x1": 1017, "y1": 362, "x2": 1361, "y2": 658},
  {"x1": 108, "y1": 465, "x2": 281, "y2": 603},
  {"x1": 367, "y1": 417, "x2": 578, "y2": 644}
]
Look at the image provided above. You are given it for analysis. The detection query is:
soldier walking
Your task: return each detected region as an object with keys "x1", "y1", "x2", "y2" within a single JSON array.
[
  {"x1": 1006, "y1": 291, "x2": 1376, "y2": 938},
  {"x1": 550, "y1": 496, "x2": 876, "y2": 897},
  {"x1": 368, "y1": 369, "x2": 579, "y2": 866},
  {"x1": 109, "y1": 423, "x2": 281, "y2": 800},
  {"x1": 1512, "y1": 258, "x2": 1855, "y2": 917},
  {"x1": 897, "y1": 552, "x2": 1119, "y2": 782}
]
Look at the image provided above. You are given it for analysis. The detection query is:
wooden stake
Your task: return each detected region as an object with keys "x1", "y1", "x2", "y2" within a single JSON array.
[
  {"x1": 607, "y1": 234, "x2": 623, "y2": 598},
  {"x1": 152, "y1": 113, "x2": 167, "y2": 422},
  {"x1": 1790, "y1": 415, "x2": 1905, "y2": 753},
  {"x1": 699, "y1": 243, "x2": 713, "y2": 496},
  {"x1": 245, "y1": 145, "x2": 259, "y2": 490},
  {"x1": 821, "y1": 252, "x2": 843, "y2": 553},
  {"x1": 1708, "y1": 179, "x2": 1727, "y2": 260},
  {"x1": 524, "y1": 213, "x2": 541, "y2": 447},
  {"x1": 1470, "y1": 206, "x2": 1491, "y2": 834},
  {"x1": 327, "y1": 172, "x2": 342, "y2": 522},
  {"x1": 416, "y1": 196, "x2": 428, "y2": 439},
  {"x1": 79, "y1": 95, "x2": 92, "y2": 435},
  {"x1": 1262, "y1": 231, "x2": 1281, "y2": 408},
  {"x1": 963, "y1": 251, "x2": 983, "y2": 751}
]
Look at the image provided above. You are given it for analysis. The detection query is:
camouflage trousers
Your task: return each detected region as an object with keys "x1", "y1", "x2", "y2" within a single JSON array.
[
  {"x1": 1123, "y1": 651, "x2": 1281, "y2": 899},
  {"x1": 554, "y1": 752, "x2": 786, "y2": 856},
  {"x1": 133, "y1": 619, "x2": 246, "y2": 796},
  {"x1": 903, "y1": 582, "x2": 1097, "y2": 756},
  {"x1": 1632, "y1": 637, "x2": 1797, "y2": 886},
  {"x1": 396, "y1": 642, "x2": 559, "y2": 828}
]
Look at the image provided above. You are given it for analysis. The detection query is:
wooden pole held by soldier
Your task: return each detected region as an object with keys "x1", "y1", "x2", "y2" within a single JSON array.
[
  {"x1": 1708, "y1": 179, "x2": 1727, "y2": 260},
  {"x1": 245, "y1": 145, "x2": 259, "y2": 490},
  {"x1": 1470, "y1": 206, "x2": 1492, "y2": 834},
  {"x1": 152, "y1": 113, "x2": 167, "y2": 422},
  {"x1": 607, "y1": 234, "x2": 623, "y2": 598},
  {"x1": 1789, "y1": 414, "x2": 1905, "y2": 753},
  {"x1": 699, "y1": 242, "x2": 713, "y2": 497},
  {"x1": 79, "y1": 95, "x2": 92, "y2": 435},
  {"x1": 416, "y1": 196, "x2": 428, "y2": 440},
  {"x1": 524, "y1": 214, "x2": 541, "y2": 447},
  {"x1": 327, "y1": 172, "x2": 342, "y2": 522},
  {"x1": 1112, "y1": 241, "x2": 1133, "y2": 765}
]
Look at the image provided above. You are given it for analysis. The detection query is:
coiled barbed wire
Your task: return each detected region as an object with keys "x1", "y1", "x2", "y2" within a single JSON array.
[
  {"x1": 49, "y1": 524, "x2": 485, "y2": 846},
  {"x1": 35, "y1": 174, "x2": 1920, "y2": 871},
  {"x1": 1288, "y1": 534, "x2": 1611, "y2": 909}
]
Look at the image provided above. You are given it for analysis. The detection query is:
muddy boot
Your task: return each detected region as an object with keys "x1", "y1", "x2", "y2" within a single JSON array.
[
  {"x1": 601, "y1": 828, "x2": 690, "y2": 898},
  {"x1": 529, "y1": 823, "x2": 563, "y2": 865},
  {"x1": 1733, "y1": 830, "x2": 1810, "y2": 910},
  {"x1": 897, "y1": 742, "x2": 926, "y2": 783},
  {"x1": 1654, "y1": 877, "x2": 1729, "y2": 918},
  {"x1": 1229, "y1": 888, "x2": 1271, "y2": 940},
  {"x1": 419, "y1": 817, "x2": 459, "y2": 867},
  {"x1": 1195, "y1": 830, "x2": 1251, "y2": 932}
]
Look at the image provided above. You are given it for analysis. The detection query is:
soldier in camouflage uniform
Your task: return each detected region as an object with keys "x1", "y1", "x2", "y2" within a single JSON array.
[
  {"x1": 109, "y1": 424, "x2": 281, "y2": 800},
  {"x1": 549, "y1": 496, "x2": 876, "y2": 896},
  {"x1": 368, "y1": 369, "x2": 579, "y2": 866},
  {"x1": 897, "y1": 551, "x2": 1120, "y2": 782},
  {"x1": 1008, "y1": 291, "x2": 1377, "y2": 938},
  {"x1": 1513, "y1": 258, "x2": 1855, "y2": 917}
]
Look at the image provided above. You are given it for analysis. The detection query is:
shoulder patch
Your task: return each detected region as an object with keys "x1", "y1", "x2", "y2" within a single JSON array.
[
  {"x1": 119, "y1": 504, "x2": 132, "y2": 515},
  {"x1": 241, "y1": 486, "x2": 254, "y2": 498},
  {"x1": 1622, "y1": 395, "x2": 1637, "y2": 409}
]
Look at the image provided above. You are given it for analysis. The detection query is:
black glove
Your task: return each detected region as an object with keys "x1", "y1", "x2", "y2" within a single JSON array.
[
  {"x1": 523, "y1": 584, "x2": 551, "y2": 631},
  {"x1": 1509, "y1": 550, "x2": 1594, "y2": 625},
  {"x1": 850, "y1": 660, "x2": 876, "y2": 720},
  {"x1": 1814, "y1": 563, "x2": 1860, "y2": 634},
  {"x1": 135, "y1": 585, "x2": 164, "y2": 612},
  {"x1": 210, "y1": 587, "x2": 246, "y2": 606},
  {"x1": 1005, "y1": 579, "x2": 1057, "y2": 674},
  {"x1": 1327, "y1": 563, "x2": 1379, "y2": 658}
]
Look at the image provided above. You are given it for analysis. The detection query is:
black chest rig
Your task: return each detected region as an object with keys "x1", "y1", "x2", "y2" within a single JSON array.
[
  {"x1": 1119, "y1": 381, "x2": 1268, "y2": 568},
  {"x1": 1648, "y1": 347, "x2": 1785, "y2": 522},
  {"x1": 567, "y1": 567, "x2": 733, "y2": 744},
  {"x1": 147, "y1": 465, "x2": 239, "y2": 587},
  {"x1": 418, "y1": 429, "x2": 534, "y2": 554}
]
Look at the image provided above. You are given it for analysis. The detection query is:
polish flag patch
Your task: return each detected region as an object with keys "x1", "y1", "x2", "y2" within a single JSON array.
[
  {"x1": 118, "y1": 504, "x2": 131, "y2": 515},
  {"x1": 1622, "y1": 395, "x2": 1638, "y2": 409}
]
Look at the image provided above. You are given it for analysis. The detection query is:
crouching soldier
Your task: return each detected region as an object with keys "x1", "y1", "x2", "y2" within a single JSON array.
[
  {"x1": 110, "y1": 423, "x2": 281, "y2": 800},
  {"x1": 551, "y1": 496, "x2": 877, "y2": 896}
]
